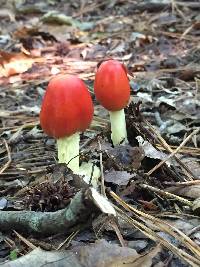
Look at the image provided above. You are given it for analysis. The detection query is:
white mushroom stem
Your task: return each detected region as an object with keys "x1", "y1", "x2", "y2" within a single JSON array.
[
  {"x1": 79, "y1": 162, "x2": 101, "y2": 189},
  {"x1": 57, "y1": 132, "x2": 80, "y2": 173},
  {"x1": 109, "y1": 109, "x2": 128, "y2": 146}
]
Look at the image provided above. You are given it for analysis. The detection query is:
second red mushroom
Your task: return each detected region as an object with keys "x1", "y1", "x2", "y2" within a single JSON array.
[{"x1": 94, "y1": 59, "x2": 130, "y2": 145}]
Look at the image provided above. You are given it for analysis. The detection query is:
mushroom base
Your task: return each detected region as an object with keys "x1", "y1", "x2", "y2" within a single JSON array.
[
  {"x1": 57, "y1": 132, "x2": 80, "y2": 173},
  {"x1": 109, "y1": 109, "x2": 128, "y2": 146},
  {"x1": 79, "y1": 161, "x2": 100, "y2": 188}
]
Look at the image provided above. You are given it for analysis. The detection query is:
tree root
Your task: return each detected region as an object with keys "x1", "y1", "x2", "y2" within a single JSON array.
[{"x1": 0, "y1": 188, "x2": 98, "y2": 236}]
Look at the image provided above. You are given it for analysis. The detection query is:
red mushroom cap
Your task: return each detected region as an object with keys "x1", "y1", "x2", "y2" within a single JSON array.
[
  {"x1": 40, "y1": 75, "x2": 94, "y2": 139},
  {"x1": 94, "y1": 59, "x2": 130, "y2": 111}
]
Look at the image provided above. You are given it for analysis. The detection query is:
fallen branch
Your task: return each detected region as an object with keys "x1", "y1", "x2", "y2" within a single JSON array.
[{"x1": 0, "y1": 188, "x2": 100, "y2": 235}]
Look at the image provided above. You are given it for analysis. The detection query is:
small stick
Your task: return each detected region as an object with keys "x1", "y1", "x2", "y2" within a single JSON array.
[
  {"x1": 56, "y1": 230, "x2": 79, "y2": 250},
  {"x1": 107, "y1": 220, "x2": 126, "y2": 247},
  {"x1": 98, "y1": 139, "x2": 106, "y2": 197},
  {"x1": 156, "y1": 145, "x2": 200, "y2": 156},
  {"x1": 195, "y1": 77, "x2": 200, "y2": 101},
  {"x1": 164, "y1": 180, "x2": 200, "y2": 186},
  {"x1": 140, "y1": 184, "x2": 193, "y2": 207},
  {"x1": 0, "y1": 139, "x2": 11, "y2": 174},
  {"x1": 13, "y1": 230, "x2": 36, "y2": 250},
  {"x1": 147, "y1": 129, "x2": 199, "y2": 176},
  {"x1": 187, "y1": 225, "x2": 200, "y2": 237},
  {"x1": 109, "y1": 190, "x2": 200, "y2": 258},
  {"x1": 146, "y1": 120, "x2": 197, "y2": 180}
]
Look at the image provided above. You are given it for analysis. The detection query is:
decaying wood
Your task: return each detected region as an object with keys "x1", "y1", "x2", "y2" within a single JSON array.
[{"x1": 0, "y1": 188, "x2": 98, "y2": 235}]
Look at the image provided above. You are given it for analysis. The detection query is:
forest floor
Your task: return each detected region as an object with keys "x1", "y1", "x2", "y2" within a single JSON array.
[{"x1": 0, "y1": 0, "x2": 200, "y2": 266}]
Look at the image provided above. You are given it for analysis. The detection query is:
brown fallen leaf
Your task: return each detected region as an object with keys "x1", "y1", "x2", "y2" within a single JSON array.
[
  {"x1": 72, "y1": 239, "x2": 160, "y2": 267},
  {"x1": 0, "y1": 50, "x2": 36, "y2": 77},
  {"x1": 126, "y1": 245, "x2": 162, "y2": 267},
  {"x1": 138, "y1": 200, "x2": 159, "y2": 211}
]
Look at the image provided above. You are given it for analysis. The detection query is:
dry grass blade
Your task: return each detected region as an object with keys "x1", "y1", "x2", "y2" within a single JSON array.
[
  {"x1": 1, "y1": 120, "x2": 40, "y2": 135},
  {"x1": 98, "y1": 139, "x2": 106, "y2": 197},
  {"x1": 147, "y1": 128, "x2": 199, "y2": 176},
  {"x1": 109, "y1": 191, "x2": 200, "y2": 265},
  {"x1": 56, "y1": 230, "x2": 79, "y2": 250},
  {"x1": 111, "y1": 190, "x2": 200, "y2": 255},
  {"x1": 156, "y1": 145, "x2": 200, "y2": 156},
  {"x1": 73, "y1": 0, "x2": 109, "y2": 18},
  {"x1": 165, "y1": 180, "x2": 200, "y2": 186},
  {"x1": 13, "y1": 230, "x2": 37, "y2": 250},
  {"x1": 140, "y1": 184, "x2": 193, "y2": 207},
  {"x1": 146, "y1": 120, "x2": 197, "y2": 180},
  {"x1": 115, "y1": 206, "x2": 200, "y2": 267},
  {"x1": 109, "y1": 220, "x2": 126, "y2": 247},
  {"x1": 0, "y1": 138, "x2": 11, "y2": 174}
]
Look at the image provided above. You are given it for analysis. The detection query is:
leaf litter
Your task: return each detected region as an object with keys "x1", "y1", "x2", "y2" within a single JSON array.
[{"x1": 0, "y1": 0, "x2": 200, "y2": 266}]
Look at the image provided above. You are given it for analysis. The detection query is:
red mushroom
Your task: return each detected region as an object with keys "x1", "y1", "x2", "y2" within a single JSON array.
[
  {"x1": 94, "y1": 59, "x2": 130, "y2": 145},
  {"x1": 40, "y1": 74, "x2": 94, "y2": 173}
]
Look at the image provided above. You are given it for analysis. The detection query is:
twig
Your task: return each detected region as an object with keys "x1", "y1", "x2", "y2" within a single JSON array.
[
  {"x1": 56, "y1": 230, "x2": 79, "y2": 250},
  {"x1": 195, "y1": 77, "x2": 200, "y2": 101},
  {"x1": 109, "y1": 191, "x2": 200, "y2": 263},
  {"x1": 146, "y1": 121, "x2": 197, "y2": 180},
  {"x1": 156, "y1": 144, "x2": 200, "y2": 156},
  {"x1": 13, "y1": 230, "x2": 37, "y2": 250},
  {"x1": 73, "y1": 0, "x2": 108, "y2": 18},
  {"x1": 0, "y1": 139, "x2": 11, "y2": 174},
  {"x1": 181, "y1": 24, "x2": 194, "y2": 39},
  {"x1": 187, "y1": 225, "x2": 200, "y2": 237},
  {"x1": 164, "y1": 180, "x2": 200, "y2": 186},
  {"x1": 107, "y1": 219, "x2": 126, "y2": 247},
  {"x1": 171, "y1": 0, "x2": 185, "y2": 20},
  {"x1": 147, "y1": 128, "x2": 199, "y2": 176},
  {"x1": 159, "y1": 30, "x2": 200, "y2": 41},
  {"x1": 98, "y1": 139, "x2": 106, "y2": 197},
  {"x1": 114, "y1": 205, "x2": 200, "y2": 267},
  {"x1": 140, "y1": 184, "x2": 193, "y2": 207}
]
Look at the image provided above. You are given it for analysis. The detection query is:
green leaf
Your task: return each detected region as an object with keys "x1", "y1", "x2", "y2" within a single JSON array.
[{"x1": 9, "y1": 249, "x2": 18, "y2": 261}]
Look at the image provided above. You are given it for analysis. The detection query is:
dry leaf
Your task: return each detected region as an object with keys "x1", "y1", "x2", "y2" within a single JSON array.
[
  {"x1": 105, "y1": 170, "x2": 135, "y2": 186},
  {"x1": 0, "y1": 50, "x2": 35, "y2": 77},
  {"x1": 72, "y1": 239, "x2": 138, "y2": 267}
]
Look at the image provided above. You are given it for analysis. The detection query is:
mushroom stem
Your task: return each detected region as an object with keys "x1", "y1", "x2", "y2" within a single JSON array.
[
  {"x1": 57, "y1": 132, "x2": 80, "y2": 173},
  {"x1": 109, "y1": 109, "x2": 128, "y2": 146}
]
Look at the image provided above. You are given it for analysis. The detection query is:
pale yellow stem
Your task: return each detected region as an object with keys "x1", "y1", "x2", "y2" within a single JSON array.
[
  {"x1": 57, "y1": 132, "x2": 80, "y2": 173},
  {"x1": 109, "y1": 109, "x2": 128, "y2": 146}
]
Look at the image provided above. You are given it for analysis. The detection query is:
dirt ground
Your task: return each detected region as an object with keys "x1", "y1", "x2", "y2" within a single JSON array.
[{"x1": 0, "y1": 0, "x2": 200, "y2": 266}]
